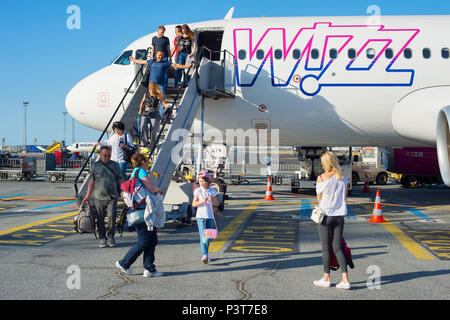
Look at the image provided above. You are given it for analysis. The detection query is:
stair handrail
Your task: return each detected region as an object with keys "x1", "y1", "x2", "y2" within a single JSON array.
[
  {"x1": 194, "y1": 46, "x2": 236, "y2": 95},
  {"x1": 147, "y1": 61, "x2": 201, "y2": 160},
  {"x1": 73, "y1": 47, "x2": 151, "y2": 201}
]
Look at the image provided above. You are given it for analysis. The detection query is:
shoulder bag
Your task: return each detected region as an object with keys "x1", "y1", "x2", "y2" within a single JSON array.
[{"x1": 311, "y1": 206, "x2": 325, "y2": 224}]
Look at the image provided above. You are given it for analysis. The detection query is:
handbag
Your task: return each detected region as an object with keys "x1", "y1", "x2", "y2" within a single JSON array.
[
  {"x1": 121, "y1": 133, "x2": 136, "y2": 163},
  {"x1": 203, "y1": 218, "x2": 218, "y2": 240},
  {"x1": 311, "y1": 206, "x2": 325, "y2": 224},
  {"x1": 126, "y1": 208, "x2": 145, "y2": 227}
]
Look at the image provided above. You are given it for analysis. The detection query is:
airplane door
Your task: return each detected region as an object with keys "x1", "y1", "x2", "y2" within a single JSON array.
[{"x1": 196, "y1": 29, "x2": 224, "y2": 61}]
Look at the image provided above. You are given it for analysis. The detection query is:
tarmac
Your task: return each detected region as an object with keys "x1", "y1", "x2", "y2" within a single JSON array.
[{"x1": 0, "y1": 175, "x2": 450, "y2": 301}]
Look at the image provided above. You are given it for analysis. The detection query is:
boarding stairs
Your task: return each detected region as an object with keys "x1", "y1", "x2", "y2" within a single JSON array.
[{"x1": 74, "y1": 47, "x2": 236, "y2": 218}]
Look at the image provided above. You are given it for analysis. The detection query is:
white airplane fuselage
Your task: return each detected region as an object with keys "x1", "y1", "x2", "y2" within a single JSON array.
[{"x1": 65, "y1": 15, "x2": 450, "y2": 183}]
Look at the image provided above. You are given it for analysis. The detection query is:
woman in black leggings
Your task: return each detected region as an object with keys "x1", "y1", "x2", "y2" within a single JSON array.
[{"x1": 314, "y1": 151, "x2": 351, "y2": 290}]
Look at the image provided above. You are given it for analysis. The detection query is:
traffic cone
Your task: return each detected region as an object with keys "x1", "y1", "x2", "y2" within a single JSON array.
[
  {"x1": 369, "y1": 190, "x2": 386, "y2": 223},
  {"x1": 263, "y1": 177, "x2": 275, "y2": 201},
  {"x1": 363, "y1": 174, "x2": 371, "y2": 193}
]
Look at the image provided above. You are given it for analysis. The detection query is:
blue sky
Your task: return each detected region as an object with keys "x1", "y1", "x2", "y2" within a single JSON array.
[{"x1": 1, "y1": 0, "x2": 449, "y2": 146}]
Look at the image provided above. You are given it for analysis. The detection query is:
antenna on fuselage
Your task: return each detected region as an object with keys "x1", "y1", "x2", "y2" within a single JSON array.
[{"x1": 224, "y1": 7, "x2": 234, "y2": 20}]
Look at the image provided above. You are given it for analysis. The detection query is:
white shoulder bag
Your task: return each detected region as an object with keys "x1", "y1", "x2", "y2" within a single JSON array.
[{"x1": 311, "y1": 206, "x2": 325, "y2": 224}]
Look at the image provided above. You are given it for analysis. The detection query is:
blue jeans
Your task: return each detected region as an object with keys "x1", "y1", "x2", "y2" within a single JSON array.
[
  {"x1": 175, "y1": 52, "x2": 188, "y2": 85},
  {"x1": 197, "y1": 218, "x2": 215, "y2": 256},
  {"x1": 119, "y1": 162, "x2": 127, "y2": 180},
  {"x1": 119, "y1": 222, "x2": 158, "y2": 272}
]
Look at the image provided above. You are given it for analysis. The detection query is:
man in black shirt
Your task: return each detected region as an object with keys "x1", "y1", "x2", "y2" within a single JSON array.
[{"x1": 152, "y1": 25, "x2": 170, "y2": 60}]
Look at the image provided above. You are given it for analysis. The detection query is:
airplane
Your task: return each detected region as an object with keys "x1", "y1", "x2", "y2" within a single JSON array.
[
  {"x1": 65, "y1": 8, "x2": 450, "y2": 187},
  {"x1": 67, "y1": 142, "x2": 97, "y2": 153}
]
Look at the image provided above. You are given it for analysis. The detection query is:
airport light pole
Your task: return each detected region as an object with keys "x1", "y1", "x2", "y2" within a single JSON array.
[
  {"x1": 62, "y1": 111, "x2": 67, "y2": 146},
  {"x1": 23, "y1": 101, "x2": 30, "y2": 148},
  {"x1": 72, "y1": 118, "x2": 75, "y2": 144}
]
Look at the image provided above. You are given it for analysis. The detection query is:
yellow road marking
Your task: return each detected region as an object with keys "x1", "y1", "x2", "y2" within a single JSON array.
[
  {"x1": 381, "y1": 219, "x2": 435, "y2": 260},
  {"x1": 0, "y1": 211, "x2": 78, "y2": 236},
  {"x1": 226, "y1": 200, "x2": 303, "y2": 205},
  {"x1": 209, "y1": 202, "x2": 259, "y2": 253},
  {"x1": 361, "y1": 204, "x2": 434, "y2": 260}
]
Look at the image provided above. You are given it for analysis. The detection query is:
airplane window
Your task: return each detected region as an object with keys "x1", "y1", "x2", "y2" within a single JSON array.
[
  {"x1": 238, "y1": 50, "x2": 246, "y2": 60},
  {"x1": 256, "y1": 49, "x2": 265, "y2": 60},
  {"x1": 442, "y1": 48, "x2": 449, "y2": 59},
  {"x1": 404, "y1": 48, "x2": 412, "y2": 59},
  {"x1": 329, "y1": 49, "x2": 338, "y2": 59},
  {"x1": 348, "y1": 48, "x2": 356, "y2": 59},
  {"x1": 311, "y1": 49, "x2": 319, "y2": 59},
  {"x1": 114, "y1": 50, "x2": 132, "y2": 65},
  {"x1": 293, "y1": 49, "x2": 301, "y2": 59},
  {"x1": 385, "y1": 48, "x2": 394, "y2": 59},
  {"x1": 422, "y1": 48, "x2": 431, "y2": 59},
  {"x1": 366, "y1": 48, "x2": 376, "y2": 59},
  {"x1": 274, "y1": 49, "x2": 283, "y2": 59},
  {"x1": 135, "y1": 49, "x2": 148, "y2": 60}
]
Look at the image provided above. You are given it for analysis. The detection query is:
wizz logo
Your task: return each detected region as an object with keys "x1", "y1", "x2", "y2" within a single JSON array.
[{"x1": 233, "y1": 23, "x2": 420, "y2": 96}]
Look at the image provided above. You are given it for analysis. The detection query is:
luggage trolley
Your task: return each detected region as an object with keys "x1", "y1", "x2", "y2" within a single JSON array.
[
  {"x1": 0, "y1": 155, "x2": 37, "y2": 181},
  {"x1": 45, "y1": 153, "x2": 92, "y2": 183}
]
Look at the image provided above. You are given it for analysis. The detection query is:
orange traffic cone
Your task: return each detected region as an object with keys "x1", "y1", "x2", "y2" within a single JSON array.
[
  {"x1": 369, "y1": 190, "x2": 386, "y2": 223},
  {"x1": 263, "y1": 177, "x2": 275, "y2": 201},
  {"x1": 363, "y1": 174, "x2": 371, "y2": 193}
]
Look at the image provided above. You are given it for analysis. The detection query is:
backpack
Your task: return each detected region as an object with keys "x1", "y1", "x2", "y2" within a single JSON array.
[
  {"x1": 74, "y1": 204, "x2": 97, "y2": 238},
  {"x1": 120, "y1": 169, "x2": 147, "y2": 210}
]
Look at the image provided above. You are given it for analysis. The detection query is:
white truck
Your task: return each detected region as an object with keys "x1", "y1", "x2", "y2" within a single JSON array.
[
  {"x1": 351, "y1": 147, "x2": 389, "y2": 185},
  {"x1": 290, "y1": 147, "x2": 353, "y2": 194}
]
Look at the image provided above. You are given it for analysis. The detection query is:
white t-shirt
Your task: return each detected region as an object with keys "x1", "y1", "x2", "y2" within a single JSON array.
[
  {"x1": 194, "y1": 187, "x2": 218, "y2": 219},
  {"x1": 316, "y1": 175, "x2": 348, "y2": 216},
  {"x1": 105, "y1": 132, "x2": 134, "y2": 163}
]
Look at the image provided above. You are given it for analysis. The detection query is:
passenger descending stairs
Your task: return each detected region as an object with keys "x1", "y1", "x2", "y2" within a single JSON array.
[{"x1": 74, "y1": 51, "x2": 236, "y2": 207}]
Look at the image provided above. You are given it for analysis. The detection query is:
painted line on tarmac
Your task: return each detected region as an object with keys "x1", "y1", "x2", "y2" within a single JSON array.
[
  {"x1": 225, "y1": 209, "x2": 298, "y2": 254},
  {"x1": 299, "y1": 199, "x2": 311, "y2": 218},
  {"x1": 405, "y1": 207, "x2": 433, "y2": 221},
  {"x1": 405, "y1": 230, "x2": 450, "y2": 260},
  {"x1": 381, "y1": 219, "x2": 435, "y2": 260},
  {"x1": 33, "y1": 200, "x2": 76, "y2": 211},
  {"x1": 0, "y1": 211, "x2": 78, "y2": 237},
  {"x1": 0, "y1": 193, "x2": 30, "y2": 199},
  {"x1": 209, "y1": 202, "x2": 259, "y2": 253},
  {"x1": 361, "y1": 204, "x2": 435, "y2": 260}
]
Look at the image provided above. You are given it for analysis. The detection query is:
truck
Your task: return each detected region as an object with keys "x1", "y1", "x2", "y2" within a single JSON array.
[
  {"x1": 351, "y1": 147, "x2": 389, "y2": 186},
  {"x1": 290, "y1": 147, "x2": 353, "y2": 194},
  {"x1": 383, "y1": 147, "x2": 442, "y2": 188}
]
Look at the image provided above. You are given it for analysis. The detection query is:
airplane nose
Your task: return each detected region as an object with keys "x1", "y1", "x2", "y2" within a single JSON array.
[{"x1": 65, "y1": 83, "x2": 86, "y2": 125}]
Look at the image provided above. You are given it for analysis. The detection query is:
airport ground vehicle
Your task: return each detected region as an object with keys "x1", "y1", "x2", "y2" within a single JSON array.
[
  {"x1": 0, "y1": 154, "x2": 37, "y2": 181},
  {"x1": 384, "y1": 147, "x2": 443, "y2": 188},
  {"x1": 290, "y1": 147, "x2": 353, "y2": 194},
  {"x1": 352, "y1": 147, "x2": 389, "y2": 185}
]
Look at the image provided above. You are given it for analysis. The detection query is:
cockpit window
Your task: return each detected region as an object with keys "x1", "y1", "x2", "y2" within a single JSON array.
[
  {"x1": 135, "y1": 49, "x2": 148, "y2": 60},
  {"x1": 114, "y1": 50, "x2": 132, "y2": 65}
]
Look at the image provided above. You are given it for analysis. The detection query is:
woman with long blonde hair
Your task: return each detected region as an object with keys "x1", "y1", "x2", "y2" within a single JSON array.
[
  {"x1": 138, "y1": 81, "x2": 169, "y2": 148},
  {"x1": 175, "y1": 24, "x2": 196, "y2": 86},
  {"x1": 313, "y1": 150, "x2": 351, "y2": 290}
]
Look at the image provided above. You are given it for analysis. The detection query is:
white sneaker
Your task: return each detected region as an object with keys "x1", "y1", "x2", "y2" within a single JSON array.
[
  {"x1": 313, "y1": 278, "x2": 331, "y2": 288},
  {"x1": 336, "y1": 281, "x2": 351, "y2": 290},
  {"x1": 201, "y1": 255, "x2": 208, "y2": 264},
  {"x1": 143, "y1": 269, "x2": 164, "y2": 278},
  {"x1": 115, "y1": 261, "x2": 133, "y2": 275}
]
